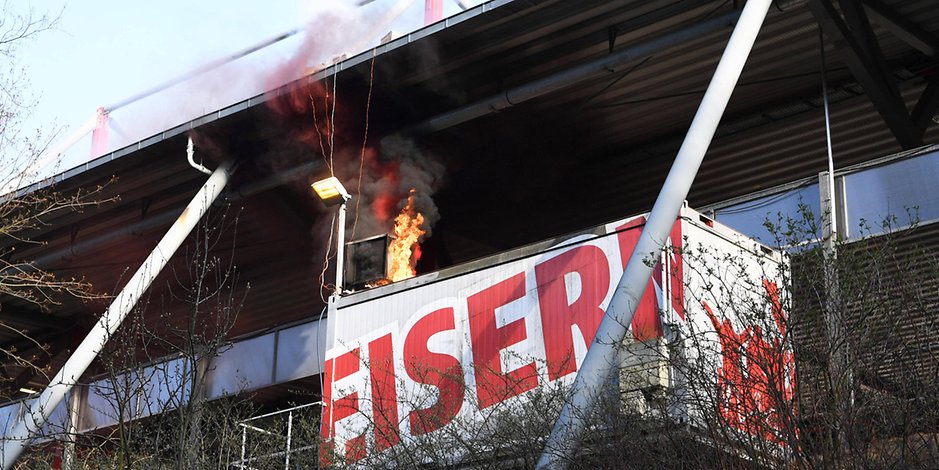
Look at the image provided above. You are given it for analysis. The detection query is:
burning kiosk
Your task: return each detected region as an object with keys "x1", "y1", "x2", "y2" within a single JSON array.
[{"x1": 321, "y1": 206, "x2": 794, "y2": 464}]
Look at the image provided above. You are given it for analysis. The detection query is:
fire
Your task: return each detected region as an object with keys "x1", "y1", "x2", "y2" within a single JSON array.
[{"x1": 386, "y1": 191, "x2": 426, "y2": 282}]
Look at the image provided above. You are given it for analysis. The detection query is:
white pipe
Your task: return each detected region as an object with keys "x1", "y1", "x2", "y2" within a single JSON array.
[
  {"x1": 240, "y1": 425, "x2": 247, "y2": 466},
  {"x1": 106, "y1": 29, "x2": 302, "y2": 111},
  {"x1": 0, "y1": 160, "x2": 234, "y2": 469},
  {"x1": 536, "y1": 0, "x2": 773, "y2": 467},
  {"x1": 187, "y1": 137, "x2": 212, "y2": 175},
  {"x1": 335, "y1": 202, "x2": 347, "y2": 295}
]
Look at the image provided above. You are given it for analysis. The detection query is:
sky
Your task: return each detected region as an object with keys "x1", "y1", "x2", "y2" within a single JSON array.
[{"x1": 11, "y1": 0, "x2": 463, "y2": 185}]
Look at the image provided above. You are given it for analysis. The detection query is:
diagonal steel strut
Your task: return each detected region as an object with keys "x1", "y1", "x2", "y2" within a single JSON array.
[
  {"x1": 1, "y1": 160, "x2": 235, "y2": 469},
  {"x1": 536, "y1": 0, "x2": 774, "y2": 467}
]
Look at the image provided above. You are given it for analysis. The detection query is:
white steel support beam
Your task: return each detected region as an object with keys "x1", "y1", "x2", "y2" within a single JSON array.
[
  {"x1": 0, "y1": 160, "x2": 235, "y2": 469},
  {"x1": 536, "y1": 0, "x2": 773, "y2": 467}
]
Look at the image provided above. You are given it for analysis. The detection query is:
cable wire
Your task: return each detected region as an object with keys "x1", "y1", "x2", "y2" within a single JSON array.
[
  {"x1": 329, "y1": 74, "x2": 338, "y2": 174},
  {"x1": 351, "y1": 52, "x2": 376, "y2": 242},
  {"x1": 318, "y1": 211, "x2": 337, "y2": 304},
  {"x1": 310, "y1": 83, "x2": 332, "y2": 174}
]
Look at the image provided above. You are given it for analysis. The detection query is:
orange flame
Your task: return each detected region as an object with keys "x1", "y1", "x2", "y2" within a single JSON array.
[{"x1": 386, "y1": 191, "x2": 425, "y2": 282}]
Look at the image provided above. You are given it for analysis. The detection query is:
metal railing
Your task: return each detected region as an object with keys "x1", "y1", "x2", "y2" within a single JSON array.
[{"x1": 231, "y1": 402, "x2": 322, "y2": 470}]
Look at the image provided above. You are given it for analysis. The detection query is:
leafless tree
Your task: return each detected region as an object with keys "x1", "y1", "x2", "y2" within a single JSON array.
[
  {"x1": 5, "y1": 200, "x2": 254, "y2": 469},
  {"x1": 0, "y1": 2, "x2": 112, "y2": 402},
  {"x1": 68, "y1": 206, "x2": 249, "y2": 469},
  {"x1": 789, "y1": 214, "x2": 939, "y2": 469}
]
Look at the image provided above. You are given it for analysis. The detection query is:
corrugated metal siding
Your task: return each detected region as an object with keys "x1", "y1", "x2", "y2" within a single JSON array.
[{"x1": 793, "y1": 220, "x2": 939, "y2": 433}]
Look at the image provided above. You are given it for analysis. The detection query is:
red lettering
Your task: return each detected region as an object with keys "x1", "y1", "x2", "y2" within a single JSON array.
[
  {"x1": 764, "y1": 277, "x2": 796, "y2": 409},
  {"x1": 467, "y1": 272, "x2": 538, "y2": 408},
  {"x1": 757, "y1": 280, "x2": 796, "y2": 442},
  {"x1": 705, "y1": 292, "x2": 796, "y2": 444},
  {"x1": 615, "y1": 219, "x2": 663, "y2": 340},
  {"x1": 320, "y1": 348, "x2": 364, "y2": 462},
  {"x1": 745, "y1": 326, "x2": 770, "y2": 433},
  {"x1": 368, "y1": 334, "x2": 400, "y2": 451},
  {"x1": 763, "y1": 279, "x2": 786, "y2": 335},
  {"x1": 319, "y1": 357, "x2": 334, "y2": 466},
  {"x1": 345, "y1": 433, "x2": 366, "y2": 462},
  {"x1": 667, "y1": 225, "x2": 684, "y2": 319},
  {"x1": 535, "y1": 245, "x2": 611, "y2": 380},
  {"x1": 403, "y1": 307, "x2": 465, "y2": 435},
  {"x1": 703, "y1": 302, "x2": 749, "y2": 428}
]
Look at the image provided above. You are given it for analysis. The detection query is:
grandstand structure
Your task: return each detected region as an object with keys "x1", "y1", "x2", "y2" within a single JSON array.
[{"x1": 1, "y1": 0, "x2": 937, "y2": 467}]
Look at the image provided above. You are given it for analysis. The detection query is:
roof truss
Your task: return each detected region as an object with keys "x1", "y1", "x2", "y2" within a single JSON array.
[{"x1": 810, "y1": 0, "x2": 939, "y2": 149}]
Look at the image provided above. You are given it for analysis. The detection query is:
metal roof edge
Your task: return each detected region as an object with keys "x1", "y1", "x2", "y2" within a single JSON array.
[{"x1": 16, "y1": 0, "x2": 519, "y2": 195}]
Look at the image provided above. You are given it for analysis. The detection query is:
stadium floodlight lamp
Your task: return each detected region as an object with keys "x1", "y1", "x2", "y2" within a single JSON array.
[{"x1": 311, "y1": 176, "x2": 352, "y2": 207}]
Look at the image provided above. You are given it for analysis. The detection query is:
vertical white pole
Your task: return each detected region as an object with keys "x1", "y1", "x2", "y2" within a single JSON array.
[
  {"x1": 1, "y1": 161, "x2": 234, "y2": 469},
  {"x1": 820, "y1": 28, "x2": 838, "y2": 245},
  {"x1": 818, "y1": 25, "x2": 852, "y2": 449},
  {"x1": 285, "y1": 411, "x2": 294, "y2": 469},
  {"x1": 240, "y1": 425, "x2": 247, "y2": 468},
  {"x1": 60, "y1": 387, "x2": 82, "y2": 470},
  {"x1": 334, "y1": 202, "x2": 347, "y2": 295},
  {"x1": 536, "y1": 1, "x2": 773, "y2": 467}
]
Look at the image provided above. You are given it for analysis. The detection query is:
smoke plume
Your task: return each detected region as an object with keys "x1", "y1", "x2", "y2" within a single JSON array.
[
  {"x1": 257, "y1": 1, "x2": 453, "y2": 287},
  {"x1": 339, "y1": 134, "x2": 445, "y2": 241}
]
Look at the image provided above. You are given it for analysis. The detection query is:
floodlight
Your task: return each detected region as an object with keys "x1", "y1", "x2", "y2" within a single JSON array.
[
  {"x1": 311, "y1": 176, "x2": 352, "y2": 295},
  {"x1": 311, "y1": 176, "x2": 352, "y2": 206}
]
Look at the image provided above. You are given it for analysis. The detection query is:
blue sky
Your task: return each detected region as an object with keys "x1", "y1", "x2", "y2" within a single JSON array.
[{"x1": 14, "y1": 0, "x2": 459, "y2": 183}]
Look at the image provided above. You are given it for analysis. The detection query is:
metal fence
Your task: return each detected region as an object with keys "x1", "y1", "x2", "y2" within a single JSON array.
[{"x1": 231, "y1": 402, "x2": 322, "y2": 470}]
